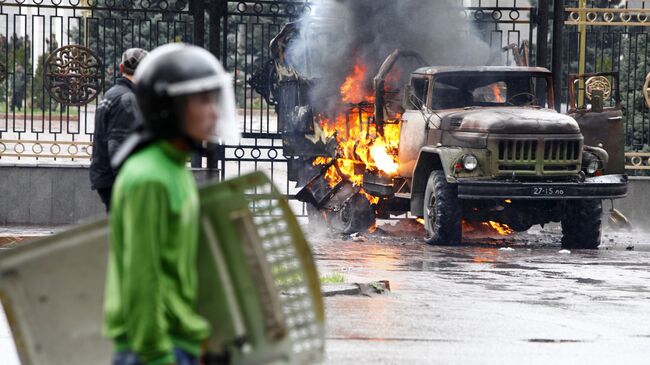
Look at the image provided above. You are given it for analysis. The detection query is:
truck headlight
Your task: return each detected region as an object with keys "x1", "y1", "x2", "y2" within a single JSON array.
[
  {"x1": 462, "y1": 155, "x2": 479, "y2": 171},
  {"x1": 586, "y1": 159, "x2": 599, "y2": 174}
]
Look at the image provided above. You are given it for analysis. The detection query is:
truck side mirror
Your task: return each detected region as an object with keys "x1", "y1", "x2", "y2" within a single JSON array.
[{"x1": 403, "y1": 84, "x2": 416, "y2": 109}]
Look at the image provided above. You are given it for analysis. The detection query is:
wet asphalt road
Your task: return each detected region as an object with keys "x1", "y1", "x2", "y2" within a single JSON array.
[
  {"x1": 2, "y1": 224, "x2": 650, "y2": 364},
  {"x1": 315, "y1": 223, "x2": 650, "y2": 364}
]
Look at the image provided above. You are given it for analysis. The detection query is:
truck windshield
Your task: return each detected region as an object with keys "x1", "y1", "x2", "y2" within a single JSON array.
[{"x1": 430, "y1": 73, "x2": 551, "y2": 110}]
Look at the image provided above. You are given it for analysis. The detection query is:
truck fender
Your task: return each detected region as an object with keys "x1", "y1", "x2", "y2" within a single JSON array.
[
  {"x1": 410, "y1": 146, "x2": 463, "y2": 216},
  {"x1": 584, "y1": 145, "x2": 609, "y2": 165}
]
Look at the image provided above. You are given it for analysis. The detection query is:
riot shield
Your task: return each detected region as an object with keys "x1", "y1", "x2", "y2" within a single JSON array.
[{"x1": 0, "y1": 172, "x2": 324, "y2": 365}]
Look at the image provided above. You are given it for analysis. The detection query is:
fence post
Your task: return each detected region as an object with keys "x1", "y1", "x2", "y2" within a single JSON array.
[
  {"x1": 205, "y1": 0, "x2": 228, "y2": 171},
  {"x1": 191, "y1": 0, "x2": 207, "y2": 168},
  {"x1": 535, "y1": 0, "x2": 550, "y2": 104},
  {"x1": 577, "y1": 0, "x2": 587, "y2": 108},
  {"x1": 552, "y1": 0, "x2": 564, "y2": 112},
  {"x1": 536, "y1": 0, "x2": 549, "y2": 69}
]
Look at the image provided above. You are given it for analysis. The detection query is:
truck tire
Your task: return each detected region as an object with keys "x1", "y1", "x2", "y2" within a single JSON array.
[
  {"x1": 328, "y1": 193, "x2": 376, "y2": 235},
  {"x1": 561, "y1": 200, "x2": 603, "y2": 249},
  {"x1": 423, "y1": 170, "x2": 462, "y2": 245}
]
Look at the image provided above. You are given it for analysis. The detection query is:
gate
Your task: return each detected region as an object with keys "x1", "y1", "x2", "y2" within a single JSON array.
[
  {"x1": 0, "y1": 0, "x2": 538, "y2": 212},
  {"x1": 0, "y1": 0, "x2": 198, "y2": 160},
  {"x1": 217, "y1": 0, "x2": 537, "y2": 212},
  {"x1": 562, "y1": 0, "x2": 650, "y2": 158}
]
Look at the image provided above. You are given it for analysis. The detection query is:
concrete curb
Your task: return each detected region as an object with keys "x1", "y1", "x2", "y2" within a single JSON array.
[{"x1": 322, "y1": 281, "x2": 391, "y2": 297}]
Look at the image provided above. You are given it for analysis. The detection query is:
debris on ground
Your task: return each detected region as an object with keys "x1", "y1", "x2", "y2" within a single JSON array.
[
  {"x1": 372, "y1": 220, "x2": 425, "y2": 238},
  {"x1": 322, "y1": 280, "x2": 391, "y2": 297},
  {"x1": 350, "y1": 232, "x2": 367, "y2": 242}
]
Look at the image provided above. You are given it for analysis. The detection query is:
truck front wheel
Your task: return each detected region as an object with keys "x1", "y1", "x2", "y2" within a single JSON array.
[
  {"x1": 561, "y1": 200, "x2": 603, "y2": 249},
  {"x1": 423, "y1": 170, "x2": 462, "y2": 245}
]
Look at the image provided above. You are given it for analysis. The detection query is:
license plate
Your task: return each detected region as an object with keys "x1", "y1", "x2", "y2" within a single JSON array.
[{"x1": 532, "y1": 186, "x2": 566, "y2": 196}]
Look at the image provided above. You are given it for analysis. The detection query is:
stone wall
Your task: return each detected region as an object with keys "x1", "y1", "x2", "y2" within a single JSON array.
[
  {"x1": 0, "y1": 164, "x2": 648, "y2": 227},
  {"x1": 0, "y1": 164, "x2": 220, "y2": 225}
]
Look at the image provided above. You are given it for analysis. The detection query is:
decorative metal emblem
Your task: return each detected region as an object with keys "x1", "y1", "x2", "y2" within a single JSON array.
[
  {"x1": 643, "y1": 72, "x2": 650, "y2": 108},
  {"x1": 585, "y1": 76, "x2": 611, "y2": 101},
  {"x1": 44, "y1": 45, "x2": 104, "y2": 106}
]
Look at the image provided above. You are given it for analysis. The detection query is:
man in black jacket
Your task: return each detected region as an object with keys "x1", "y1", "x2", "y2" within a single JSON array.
[{"x1": 90, "y1": 48, "x2": 148, "y2": 211}]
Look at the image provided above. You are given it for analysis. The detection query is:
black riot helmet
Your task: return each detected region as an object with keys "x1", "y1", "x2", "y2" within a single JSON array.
[
  {"x1": 133, "y1": 43, "x2": 238, "y2": 143},
  {"x1": 111, "y1": 43, "x2": 238, "y2": 169}
]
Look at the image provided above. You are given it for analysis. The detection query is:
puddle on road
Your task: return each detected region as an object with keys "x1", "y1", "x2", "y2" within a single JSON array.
[{"x1": 314, "y1": 219, "x2": 650, "y2": 310}]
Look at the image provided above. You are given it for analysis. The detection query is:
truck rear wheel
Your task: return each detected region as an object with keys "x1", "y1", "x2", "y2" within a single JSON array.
[
  {"x1": 423, "y1": 170, "x2": 462, "y2": 245},
  {"x1": 561, "y1": 200, "x2": 603, "y2": 249}
]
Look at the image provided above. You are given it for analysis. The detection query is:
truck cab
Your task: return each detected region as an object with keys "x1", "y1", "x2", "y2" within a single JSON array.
[{"x1": 402, "y1": 66, "x2": 627, "y2": 248}]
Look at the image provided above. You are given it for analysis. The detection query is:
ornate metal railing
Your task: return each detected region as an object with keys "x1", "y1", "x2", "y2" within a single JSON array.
[
  {"x1": 0, "y1": 0, "x2": 195, "y2": 161},
  {"x1": 563, "y1": 0, "x2": 650, "y2": 149},
  {"x1": 626, "y1": 152, "x2": 650, "y2": 171},
  {"x1": 0, "y1": 139, "x2": 92, "y2": 160}
]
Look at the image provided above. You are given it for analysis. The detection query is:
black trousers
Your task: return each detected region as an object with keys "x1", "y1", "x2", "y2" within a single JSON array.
[{"x1": 97, "y1": 187, "x2": 112, "y2": 213}]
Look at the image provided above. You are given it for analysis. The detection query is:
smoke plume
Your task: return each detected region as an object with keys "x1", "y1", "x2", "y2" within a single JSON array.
[{"x1": 285, "y1": 0, "x2": 494, "y2": 115}]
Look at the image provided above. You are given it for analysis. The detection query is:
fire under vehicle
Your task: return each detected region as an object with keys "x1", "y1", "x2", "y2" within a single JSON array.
[{"x1": 250, "y1": 22, "x2": 628, "y2": 249}]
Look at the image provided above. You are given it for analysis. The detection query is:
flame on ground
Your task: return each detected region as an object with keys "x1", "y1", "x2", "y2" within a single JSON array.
[
  {"x1": 482, "y1": 221, "x2": 514, "y2": 236},
  {"x1": 463, "y1": 220, "x2": 514, "y2": 236}
]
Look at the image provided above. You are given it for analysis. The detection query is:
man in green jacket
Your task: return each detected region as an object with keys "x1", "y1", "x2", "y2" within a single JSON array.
[{"x1": 103, "y1": 43, "x2": 238, "y2": 365}]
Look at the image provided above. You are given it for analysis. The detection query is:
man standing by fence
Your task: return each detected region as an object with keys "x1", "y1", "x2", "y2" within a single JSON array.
[{"x1": 90, "y1": 48, "x2": 148, "y2": 211}]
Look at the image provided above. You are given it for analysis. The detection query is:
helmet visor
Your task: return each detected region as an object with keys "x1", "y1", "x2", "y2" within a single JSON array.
[
  {"x1": 175, "y1": 73, "x2": 240, "y2": 144},
  {"x1": 209, "y1": 73, "x2": 239, "y2": 144}
]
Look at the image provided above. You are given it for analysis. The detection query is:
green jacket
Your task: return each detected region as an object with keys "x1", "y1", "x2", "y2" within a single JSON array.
[{"x1": 103, "y1": 140, "x2": 210, "y2": 365}]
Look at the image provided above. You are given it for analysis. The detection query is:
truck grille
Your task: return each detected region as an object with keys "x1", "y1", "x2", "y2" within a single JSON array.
[
  {"x1": 498, "y1": 140, "x2": 538, "y2": 162},
  {"x1": 495, "y1": 138, "x2": 582, "y2": 175},
  {"x1": 543, "y1": 140, "x2": 581, "y2": 162}
]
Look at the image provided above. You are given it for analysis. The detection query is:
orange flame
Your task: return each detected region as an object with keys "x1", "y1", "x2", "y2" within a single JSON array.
[
  {"x1": 491, "y1": 84, "x2": 505, "y2": 103},
  {"x1": 313, "y1": 60, "x2": 401, "y2": 205},
  {"x1": 463, "y1": 219, "x2": 514, "y2": 236},
  {"x1": 482, "y1": 221, "x2": 514, "y2": 236},
  {"x1": 340, "y1": 62, "x2": 375, "y2": 104}
]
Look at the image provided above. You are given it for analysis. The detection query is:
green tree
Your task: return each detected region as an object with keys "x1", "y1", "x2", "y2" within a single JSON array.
[
  {"x1": 0, "y1": 34, "x2": 32, "y2": 103},
  {"x1": 69, "y1": 0, "x2": 193, "y2": 90}
]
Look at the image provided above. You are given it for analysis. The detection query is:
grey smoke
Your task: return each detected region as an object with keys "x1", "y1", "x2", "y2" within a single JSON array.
[{"x1": 286, "y1": 0, "x2": 494, "y2": 115}]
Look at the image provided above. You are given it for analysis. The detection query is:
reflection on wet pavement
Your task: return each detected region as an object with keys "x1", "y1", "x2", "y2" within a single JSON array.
[
  {"x1": 316, "y1": 224, "x2": 650, "y2": 364},
  {"x1": 2, "y1": 222, "x2": 650, "y2": 364}
]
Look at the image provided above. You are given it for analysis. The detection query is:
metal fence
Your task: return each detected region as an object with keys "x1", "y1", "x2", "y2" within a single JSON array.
[
  {"x1": 562, "y1": 0, "x2": 650, "y2": 151},
  {"x1": 216, "y1": 0, "x2": 537, "y2": 203},
  {"x1": 0, "y1": 0, "x2": 539, "y2": 197},
  {"x1": 0, "y1": 0, "x2": 539, "y2": 205},
  {"x1": 0, "y1": 0, "x2": 197, "y2": 161}
]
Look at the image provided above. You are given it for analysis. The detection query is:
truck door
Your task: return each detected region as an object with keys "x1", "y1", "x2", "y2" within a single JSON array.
[{"x1": 568, "y1": 72, "x2": 625, "y2": 174}]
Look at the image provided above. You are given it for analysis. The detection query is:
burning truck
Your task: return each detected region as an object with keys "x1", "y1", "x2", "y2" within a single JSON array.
[{"x1": 249, "y1": 21, "x2": 628, "y2": 249}]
